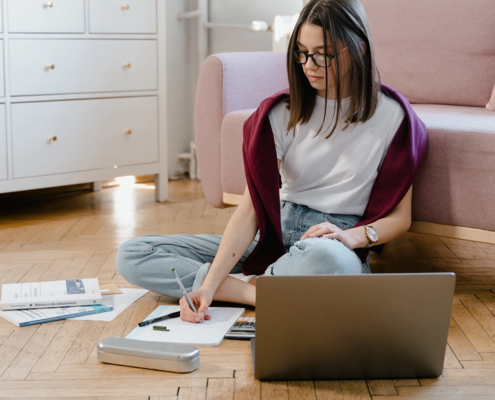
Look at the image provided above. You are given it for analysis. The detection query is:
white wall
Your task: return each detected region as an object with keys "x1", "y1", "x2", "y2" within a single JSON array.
[
  {"x1": 166, "y1": 0, "x2": 303, "y2": 179},
  {"x1": 209, "y1": 0, "x2": 303, "y2": 54}
]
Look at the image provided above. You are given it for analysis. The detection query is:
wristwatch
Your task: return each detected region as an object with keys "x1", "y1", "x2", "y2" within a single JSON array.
[{"x1": 364, "y1": 225, "x2": 378, "y2": 248}]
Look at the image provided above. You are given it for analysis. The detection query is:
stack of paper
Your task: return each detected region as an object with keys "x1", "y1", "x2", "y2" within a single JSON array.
[
  {"x1": 127, "y1": 305, "x2": 245, "y2": 346},
  {"x1": 72, "y1": 288, "x2": 149, "y2": 321}
]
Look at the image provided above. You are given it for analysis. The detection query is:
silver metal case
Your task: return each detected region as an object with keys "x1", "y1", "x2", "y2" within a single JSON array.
[{"x1": 97, "y1": 337, "x2": 200, "y2": 373}]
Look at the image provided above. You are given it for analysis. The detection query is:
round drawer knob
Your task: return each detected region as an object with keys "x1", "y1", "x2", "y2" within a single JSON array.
[
  {"x1": 124, "y1": 63, "x2": 132, "y2": 69},
  {"x1": 126, "y1": 130, "x2": 132, "y2": 135},
  {"x1": 46, "y1": 64, "x2": 55, "y2": 70},
  {"x1": 44, "y1": 2, "x2": 53, "y2": 8},
  {"x1": 50, "y1": 136, "x2": 57, "y2": 141},
  {"x1": 122, "y1": 4, "x2": 130, "y2": 10}
]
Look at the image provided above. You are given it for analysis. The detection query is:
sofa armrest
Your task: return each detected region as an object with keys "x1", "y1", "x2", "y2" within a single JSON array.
[{"x1": 195, "y1": 52, "x2": 288, "y2": 207}]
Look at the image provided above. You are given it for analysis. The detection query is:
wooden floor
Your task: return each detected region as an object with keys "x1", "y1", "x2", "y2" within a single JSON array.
[{"x1": 1, "y1": 180, "x2": 495, "y2": 400}]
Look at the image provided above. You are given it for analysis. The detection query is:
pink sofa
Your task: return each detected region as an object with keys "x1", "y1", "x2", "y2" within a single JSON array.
[{"x1": 195, "y1": 0, "x2": 495, "y2": 234}]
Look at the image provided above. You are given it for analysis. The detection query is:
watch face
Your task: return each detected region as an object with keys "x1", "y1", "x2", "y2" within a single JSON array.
[{"x1": 368, "y1": 226, "x2": 378, "y2": 242}]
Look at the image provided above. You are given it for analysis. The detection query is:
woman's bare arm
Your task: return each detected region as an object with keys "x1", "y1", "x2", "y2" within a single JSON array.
[
  {"x1": 201, "y1": 184, "x2": 259, "y2": 291},
  {"x1": 180, "y1": 161, "x2": 282, "y2": 322},
  {"x1": 346, "y1": 185, "x2": 413, "y2": 249},
  {"x1": 300, "y1": 185, "x2": 413, "y2": 249}
]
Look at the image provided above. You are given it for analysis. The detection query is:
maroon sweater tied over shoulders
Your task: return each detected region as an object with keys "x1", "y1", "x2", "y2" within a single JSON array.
[{"x1": 241, "y1": 84, "x2": 428, "y2": 276}]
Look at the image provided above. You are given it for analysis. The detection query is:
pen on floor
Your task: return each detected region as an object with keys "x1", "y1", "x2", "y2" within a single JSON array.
[{"x1": 172, "y1": 268, "x2": 202, "y2": 323}]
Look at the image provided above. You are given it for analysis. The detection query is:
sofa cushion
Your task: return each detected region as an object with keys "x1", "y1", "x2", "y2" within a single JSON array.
[
  {"x1": 360, "y1": 0, "x2": 495, "y2": 108},
  {"x1": 221, "y1": 104, "x2": 495, "y2": 231},
  {"x1": 195, "y1": 53, "x2": 287, "y2": 207},
  {"x1": 411, "y1": 104, "x2": 495, "y2": 231},
  {"x1": 221, "y1": 109, "x2": 255, "y2": 195}
]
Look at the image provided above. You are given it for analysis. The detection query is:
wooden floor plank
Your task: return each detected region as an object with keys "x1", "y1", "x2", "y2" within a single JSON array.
[
  {"x1": 0, "y1": 387, "x2": 179, "y2": 398},
  {"x1": 56, "y1": 254, "x2": 93, "y2": 281},
  {"x1": 260, "y1": 381, "x2": 288, "y2": 400},
  {"x1": 31, "y1": 320, "x2": 86, "y2": 373},
  {"x1": 366, "y1": 379, "x2": 397, "y2": 396},
  {"x1": 444, "y1": 343, "x2": 463, "y2": 369},
  {"x1": 18, "y1": 262, "x2": 53, "y2": 283},
  {"x1": 178, "y1": 387, "x2": 207, "y2": 400},
  {"x1": 288, "y1": 381, "x2": 316, "y2": 400},
  {"x1": 38, "y1": 259, "x2": 72, "y2": 281},
  {"x1": 206, "y1": 378, "x2": 234, "y2": 400},
  {"x1": 4, "y1": 224, "x2": 46, "y2": 249},
  {"x1": 0, "y1": 321, "x2": 63, "y2": 381},
  {"x1": 398, "y1": 385, "x2": 495, "y2": 395},
  {"x1": 95, "y1": 249, "x2": 119, "y2": 280},
  {"x1": 447, "y1": 317, "x2": 483, "y2": 360},
  {"x1": 0, "y1": 397, "x2": 148, "y2": 400},
  {"x1": 43, "y1": 218, "x2": 80, "y2": 242},
  {"x1": 461, "y1": 296, "x2": 495, "y2": 338},
  {"x1": 61, "y1": 216, "x2": 97, "y2": 240},
  {"x1": 0, "y1": 327, "x2": 38, "y2": 376},
  {"x1": 0, "y1": 328, "x2": 15, "y2": 348},
  {"x1": 313, "y1": 381, "x2": 344, "y2": 400},
  {"x1": 0, "y1": 265, "x2": 33, "y2": 286},
  {"x1": 76, "y1": 251, "x2": 113, "y2": 279},
  {"x1": 391, "y1": 379, "x2": 420, "y2": 387},
  {"x1": 26, "y1": 369, "x2": 235, "y2": 381},
  {"x1": 60, "y1": 321, "x2": 106, "y2": 365},
  {"x1": 339, "y1": 380, "x2": 371, "y2": 400},
  {"x1": 149, "y1": 396, "x2": 178, "y2": 400},
  {"x1": 451, "y1": 304, "x2": 495, "y2": 352},
  {"x1": 372, "y1": 396, "x2": 495, "y2": 400},
  {"x1": 233, "y1": 370, "x2": 259, "y2": 400}
]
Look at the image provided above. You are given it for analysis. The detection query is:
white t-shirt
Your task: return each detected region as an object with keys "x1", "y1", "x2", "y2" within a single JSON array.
[{"x1": 269, "y1": 94, "x2": 405, "y2": 216}]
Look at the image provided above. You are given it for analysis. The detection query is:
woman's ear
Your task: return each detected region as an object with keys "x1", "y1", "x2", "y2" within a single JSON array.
[{"x1": 360, "y1": 41, "x2": 367, "y2": 55}]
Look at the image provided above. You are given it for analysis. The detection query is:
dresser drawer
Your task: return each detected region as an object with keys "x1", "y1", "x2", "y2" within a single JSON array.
[
  {"x1": 10, "y1": 40, "x2": 158, "y2": 96},
  {"x1": 12, "y1": 97, "x2": 158, "y2": 179},
  {"x1": 0, "y1": 41, "x2": 4, "y2": 97},
  {"x1": 8, "y1": 0, "x2": 85, "y2": 33},
  {"x1": 0, "y1": 104, "x2": 6, "y2": 181},
  {"x1": 89, "y1": 0, "x2": 157, "y2": 34}
]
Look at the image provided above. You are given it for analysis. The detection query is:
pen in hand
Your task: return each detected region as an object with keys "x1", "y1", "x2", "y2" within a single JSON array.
[{"x1": 172, "y1": 268, "x2": 202, "y2": 323}]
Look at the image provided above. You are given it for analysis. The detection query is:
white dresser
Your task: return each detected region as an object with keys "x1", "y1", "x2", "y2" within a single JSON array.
[{"x1": 0, "y1": 0, "x2": 169, "y2": 201}]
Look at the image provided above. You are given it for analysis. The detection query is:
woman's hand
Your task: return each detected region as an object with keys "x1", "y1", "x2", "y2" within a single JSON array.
[
  {"x1": 179, "y1": 288, "x2": 213, "y2": 323},
  {"x1": 300, "y1": 222, "x2": 354, "y2": 249}
]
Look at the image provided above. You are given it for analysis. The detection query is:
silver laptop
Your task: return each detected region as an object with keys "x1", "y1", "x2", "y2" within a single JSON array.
[{"x1": 252, "y1": 273, "x2": 455, "y2": 380}]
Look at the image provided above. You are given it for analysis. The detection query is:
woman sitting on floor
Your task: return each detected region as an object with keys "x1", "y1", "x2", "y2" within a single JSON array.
[{"x1": 116, "y1": 0, "x2": 427, "y2": 323}]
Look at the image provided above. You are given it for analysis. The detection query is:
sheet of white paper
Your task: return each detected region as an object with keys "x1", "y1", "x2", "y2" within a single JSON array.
[
  {"x1": 126, "y1": 305, "x2": 244, "y2": 346},
  {"x1": 71, "y1": 288, "x2": 148, "y2": 321}
]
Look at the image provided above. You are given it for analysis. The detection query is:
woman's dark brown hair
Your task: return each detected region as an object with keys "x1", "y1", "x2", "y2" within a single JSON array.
[{"x1": 286, "y1": 0, "x2": 381, "y2": 138}]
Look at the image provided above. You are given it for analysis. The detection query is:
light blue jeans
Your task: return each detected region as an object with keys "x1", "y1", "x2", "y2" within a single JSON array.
[{"x1": 116, "y1": 200, "x2": 370, "y2": 298}]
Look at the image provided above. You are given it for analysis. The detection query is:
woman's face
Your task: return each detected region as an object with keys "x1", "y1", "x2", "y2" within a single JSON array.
[{"x1": 296, "y1": 22, "x2": 352, "y2": 99}]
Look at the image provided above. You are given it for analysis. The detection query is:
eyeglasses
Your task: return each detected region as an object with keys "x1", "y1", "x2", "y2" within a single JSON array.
[{"x1": 293, "y1": 48, "x2": 346, "y2": 68}]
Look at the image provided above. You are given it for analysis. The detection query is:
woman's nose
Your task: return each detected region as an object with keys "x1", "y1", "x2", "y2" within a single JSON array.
[{"x1": 305, "y1": 57, "x2": 318, "y2": 70}]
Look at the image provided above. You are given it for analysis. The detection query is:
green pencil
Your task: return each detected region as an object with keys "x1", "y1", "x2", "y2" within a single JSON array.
[{"x1": 153, "y1": 326, "x2": 170, "y2": 331}]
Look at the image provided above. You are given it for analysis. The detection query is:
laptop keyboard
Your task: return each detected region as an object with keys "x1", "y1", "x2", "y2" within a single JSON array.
[{"x1": 225, "y1": 317, "x2": 255, "y2": 340}]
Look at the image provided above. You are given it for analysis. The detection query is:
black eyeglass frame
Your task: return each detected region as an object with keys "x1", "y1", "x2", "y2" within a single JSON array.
[{"x1": 293, "y1": 49, "x2": 336, "y2": 68}]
